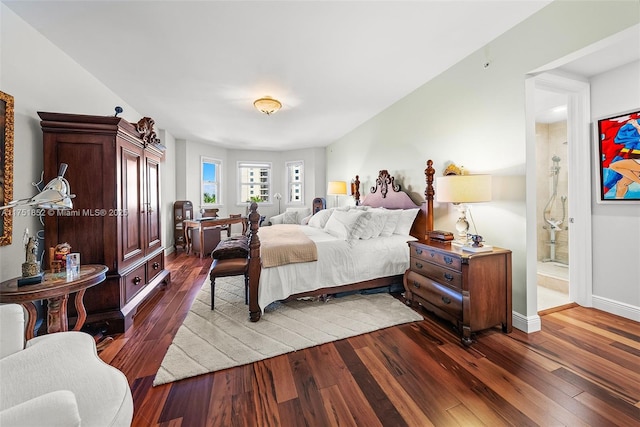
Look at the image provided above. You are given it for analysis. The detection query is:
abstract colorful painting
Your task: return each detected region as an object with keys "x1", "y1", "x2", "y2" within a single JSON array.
[{"x1": 595, "y1": 109, "x2": 640, "y2": 202}]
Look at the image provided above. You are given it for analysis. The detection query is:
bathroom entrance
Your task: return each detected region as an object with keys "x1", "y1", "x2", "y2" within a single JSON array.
[{"x1": 535, "y1": 92, "x2": 570, "y2": 311}]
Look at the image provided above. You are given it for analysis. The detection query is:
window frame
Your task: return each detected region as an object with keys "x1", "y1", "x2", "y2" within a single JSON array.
[
  {"x1": 285, "y1": 160, "x2": 304, "y2": 205},
  {"x1": 200, "y1": 156, "x2": 222, "y2": 207},
  {"x1": 237, "y1": 161, "x2": 272, "y2": 205}
]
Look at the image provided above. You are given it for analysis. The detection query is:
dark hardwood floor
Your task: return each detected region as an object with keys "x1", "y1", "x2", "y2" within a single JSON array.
[{"x1": 99, "y1": 251, "x2": 640, "y2": 426}]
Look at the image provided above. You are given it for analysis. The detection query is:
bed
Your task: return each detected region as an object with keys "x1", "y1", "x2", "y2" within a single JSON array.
[{"x1": 246, "y1": 164, "x2": 436, "y2": 322}]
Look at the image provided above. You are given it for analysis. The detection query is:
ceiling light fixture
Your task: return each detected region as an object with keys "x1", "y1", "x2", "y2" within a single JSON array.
[{"x1": 253, "y1": 96, "x2": 282, "y2": 115}]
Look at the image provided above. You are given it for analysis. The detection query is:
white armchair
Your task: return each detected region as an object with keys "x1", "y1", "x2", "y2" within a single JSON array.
[
  {"x1": 0, "y1": 304, "x2": 133, "y2": 426},
  {"x1": 269, "y1": 207, "x2": 312, "y2": 226}
]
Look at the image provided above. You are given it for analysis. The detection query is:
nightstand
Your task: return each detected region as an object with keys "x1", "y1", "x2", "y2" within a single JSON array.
[{"x1": 403, "y1": 239, "x2": 512, "y2": 345}]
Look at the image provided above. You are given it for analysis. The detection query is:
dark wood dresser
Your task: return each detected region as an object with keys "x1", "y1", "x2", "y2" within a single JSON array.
[
  {"x1": 40, "y1": 112, "x2": 171, "y2": 333},
  {"x1": 403, "y1": 240, "x2": 512, "y2": 345}
]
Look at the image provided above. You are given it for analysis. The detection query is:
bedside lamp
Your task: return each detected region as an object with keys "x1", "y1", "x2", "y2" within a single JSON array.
[
  {"x1": 327, "y1": 181, "x2": 347, "y2": 208},
  {"x1": 436, "y1": 174, "x2": 491, "y2": 245}
]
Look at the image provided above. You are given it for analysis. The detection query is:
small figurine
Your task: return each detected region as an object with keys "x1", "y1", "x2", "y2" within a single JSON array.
[
  {"x1": 21, "y1": 228, "x2": 41, "y2": 278},
  {"x1": 53, "y1": 242, "x2": 72, "y2": 269}
]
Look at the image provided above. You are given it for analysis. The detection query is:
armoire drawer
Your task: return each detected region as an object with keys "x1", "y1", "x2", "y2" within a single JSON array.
[
  {"x1": 405, "y1": 271, "x2": 462, "y2": 319},
  {"x1": 146, "y1": 252, "x2": 164, "y2": 283},
  {"x1": 124, "y1": 263, "x2": 147, "y2": 304},
  {"x1": 410, "y1": 244, "x2": 462, "y2": 271},
  {"x1": 409, "y1": 257, "x2": 462, "y2": 291}
]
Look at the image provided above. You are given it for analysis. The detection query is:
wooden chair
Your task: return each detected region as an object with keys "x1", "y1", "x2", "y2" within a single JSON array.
[
  {"x1": 191, "y1": 226, "x2": 222, "y2": 258},
  {"x1": 223, "y1": 213, "x2": 243, "y2": 237},
  {"x1": 201, "y1": 208, "x2": 219, "y2": 218},
  {"x1": 312, "y1": 197, "x2": 326, "y2": 214}
]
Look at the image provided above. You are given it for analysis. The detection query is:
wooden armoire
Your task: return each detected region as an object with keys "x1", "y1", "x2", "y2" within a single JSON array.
[{"x1": 40, "y1": 112, "x2": 171, "y2": 333}]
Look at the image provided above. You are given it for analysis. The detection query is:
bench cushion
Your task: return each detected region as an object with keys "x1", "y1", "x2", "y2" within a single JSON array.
[{"x1": 212, "y1": 236, "x2": 249, "y2": 260}]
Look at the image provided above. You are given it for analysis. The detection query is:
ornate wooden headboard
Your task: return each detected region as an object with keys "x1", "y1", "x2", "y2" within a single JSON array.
[{"x1": 352, "y1": 165, "x2": 435, "y2": 239}]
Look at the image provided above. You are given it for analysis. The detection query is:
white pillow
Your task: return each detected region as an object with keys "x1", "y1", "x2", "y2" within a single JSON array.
[
  {"x1": 379, "y1": 209, "x2": 401, "y2": 237},
  {"x1": 359, "y1": 209, "x2": 387, "y2": 239},
  {"x1": 308, "y1": 209, "x2": 333, "y2": 229},
  {"x1": 323, "y1": 209, "x2": 367, "y2": 240},
  {"x1": 348, "y1": 211, "x2": 372, "y2": 243},
  {"x1": 394, "y1": 208, "x2": 420, "y2": 235},
  {"x1": 283, "y1": 211, "x2": 298, "y2": 224}
]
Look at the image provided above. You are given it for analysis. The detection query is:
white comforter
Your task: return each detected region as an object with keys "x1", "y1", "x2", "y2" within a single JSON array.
[{"x1": 258, "y1": 226, "x2": 417, "y2": 311}]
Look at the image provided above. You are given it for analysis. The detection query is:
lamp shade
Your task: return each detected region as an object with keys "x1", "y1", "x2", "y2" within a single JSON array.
[
  {"x1": 327, "y1": 181, "x2": 347, "y2": 196},
  {"x1": 436, "y1": 175, "x2": 492, "y2": 203}
]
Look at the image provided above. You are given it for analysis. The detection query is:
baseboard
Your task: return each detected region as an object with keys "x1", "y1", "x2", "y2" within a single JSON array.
[
  {"x1": 512, "y1": 310, "x2": 541, "y2": 333},
  {"x1": 592, "y1": 296, "x2": 640, "y2": 322}
]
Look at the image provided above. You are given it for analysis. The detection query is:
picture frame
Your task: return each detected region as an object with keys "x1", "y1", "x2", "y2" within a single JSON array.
[
  {"x1": 594, "y1": 109, "x2": 640, "y2": 203},
  {"x1": 0, "y1": 91, "x2": 15, "y2": 246}
]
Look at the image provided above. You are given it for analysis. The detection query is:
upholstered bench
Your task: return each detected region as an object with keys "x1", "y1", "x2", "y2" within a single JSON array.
[{"x1": 209, "y1": 236, "x2": 249, "y2": 310}]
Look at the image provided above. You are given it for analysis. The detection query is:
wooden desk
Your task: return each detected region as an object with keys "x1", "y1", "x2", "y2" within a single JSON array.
[
  {"x1": 0, "y1": 264, "x2": 108, "y2": 340},
  {"x1": 184, "y1": 216, "x2": 248, "y2": 258}
]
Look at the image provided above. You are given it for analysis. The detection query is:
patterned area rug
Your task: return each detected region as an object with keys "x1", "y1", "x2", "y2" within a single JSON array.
[{"x1": 153, "y1": 275, "x2": 423, "y2": 386}]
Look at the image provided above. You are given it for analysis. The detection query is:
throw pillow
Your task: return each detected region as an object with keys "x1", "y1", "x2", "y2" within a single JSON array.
[
  {"x1": 394, "y1": 208, "x2": 420, "y2": 235},
  {"x1": 308, "y1": 209, "x2": 334, "y2": 229},
  {"x1": 323, "y1": 209, "x2": 366, "y2": 240},
  {"x1": 359, "y1": 209, "x2": 387, "y2": 239},
  {"x1": 283, "y1": 211, "x2": 298, "y2": 224},
  {"x1": 379, "y1": 209, "x2": 402, "y2": 237}
]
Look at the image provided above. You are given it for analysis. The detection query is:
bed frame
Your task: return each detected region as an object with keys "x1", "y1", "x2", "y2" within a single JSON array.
[{"x1": 246, "y1": 162, "x2": 436, "y2": 322}]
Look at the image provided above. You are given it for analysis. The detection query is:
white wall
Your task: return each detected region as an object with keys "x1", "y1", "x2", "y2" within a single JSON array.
[
  {"x1": 326, "y1": 0, "x2": 639, "y2": 320},
  {"x1": 159, "y1": 129, "x2": 177, "y2": 253},
  {"x1": 590, "y1": 60, "x2": 640, "y2": 315},
  {"x1": 0, "y1": 5, "x2": 145, "y2": 280},
  {"x1": 177, "y1": 142, "x2": 326, "y2": 225}
]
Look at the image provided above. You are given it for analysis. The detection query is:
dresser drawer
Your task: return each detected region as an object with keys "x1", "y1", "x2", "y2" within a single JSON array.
[
  {"x1": 409, "y1": 256, "x2": 462, "y2": 290},
  {"x1": 405, "y1": 271, "x2": 462, "y2": 319},
  {"x1": 410, "y1": 244, "x2": 462, "y2": 271},
  {"x1": 124, "y1": 263, "x2": 147, "y2": 304},
  {"x1": 146, "y1": 252, "x2": 164, "y2": 283}
]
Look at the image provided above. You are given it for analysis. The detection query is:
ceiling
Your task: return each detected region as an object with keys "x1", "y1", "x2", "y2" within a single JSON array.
[
  {"x1": 5, "y1": 0, "x2": 555, "y2": 150},
  {"x1": 534, "y1": 23, "x2": 640, "y2": 123}
]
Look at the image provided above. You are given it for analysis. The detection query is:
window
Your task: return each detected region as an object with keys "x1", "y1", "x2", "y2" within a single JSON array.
[
  {"x1": 238, "y1": 161, "x2": 271, "y2": 203},
  {"x1": 201, "y1": 157, "x2": 222, "y2": 206},
  {"x1": 286, "y1": 160, "x2": 304, "y2": 204}
]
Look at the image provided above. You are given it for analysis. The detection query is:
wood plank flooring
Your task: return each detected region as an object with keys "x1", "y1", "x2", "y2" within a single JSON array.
[{"x1": 99, "y1": 252, "x2": 640, "y2": 426}]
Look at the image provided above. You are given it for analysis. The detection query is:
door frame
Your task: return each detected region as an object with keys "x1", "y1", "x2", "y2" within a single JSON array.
[{"x1": 525, "y1": 72, "x2": 593, "y2": 323}]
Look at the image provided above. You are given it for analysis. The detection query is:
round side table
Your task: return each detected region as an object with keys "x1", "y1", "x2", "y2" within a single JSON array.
[{"x1": 0, "y1": 264, "x2": 108, "y2": 340}]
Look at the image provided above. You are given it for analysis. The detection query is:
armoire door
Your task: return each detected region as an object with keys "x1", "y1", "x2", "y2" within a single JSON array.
[
  {"x1": 120, "y1": 145, "x2": 144, "y2": 266},
  {"x1": 145, "y1": 155, "x2": 162, "y2": 254}
]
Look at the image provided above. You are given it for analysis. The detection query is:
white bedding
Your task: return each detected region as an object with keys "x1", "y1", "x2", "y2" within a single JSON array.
[{"x1": 258, "y1": 225, "x2": 417, "y2": 311}]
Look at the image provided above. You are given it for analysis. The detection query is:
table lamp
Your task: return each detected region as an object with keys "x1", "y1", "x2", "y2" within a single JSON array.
[
  {"x1": 436, "y1": 174, "x2": 491, "y2": 245},
  {"x1": 327, "y1": 181, "x2": 347, "y2": 208}
]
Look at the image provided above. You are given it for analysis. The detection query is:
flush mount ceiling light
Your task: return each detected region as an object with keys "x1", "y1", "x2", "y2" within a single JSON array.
[{"x1": 253, "y1": 96, "x2": 282, "y2": 115}]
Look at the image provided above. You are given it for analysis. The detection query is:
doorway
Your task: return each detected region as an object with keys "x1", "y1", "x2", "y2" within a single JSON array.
[
  {"x1": 534, "y1": 89, "x2": 570, "y2": 311},
  {"x1": 525, "y1": 72, "x2": 593, "y2": 321}
]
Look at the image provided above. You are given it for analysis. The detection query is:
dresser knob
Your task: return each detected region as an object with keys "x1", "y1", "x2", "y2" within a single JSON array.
[
  {"x1": 430, "y1": 252, "x2": 435, "y2": 257},
  {"x1": 442, "y1": 296, "x2": 451, "y2": 304},
  {"x1": 415, "y1": 248, "x2": 423, "y2": 255},
  {"x1": 444, "y1": 273, "x2": 454, "y2": 282},
  {"x1": 415, "y1": 262, "x2": 423, "y2": 269},
  {"x1": 412, "y1": 281, "x2": 420, "y2": 289},
  {"x1": 133, "y1": 276, "x2": 142, "y2": 286},
  {"x1": 153, "y1": 262, "x2": 160, "y2": 270},
  {"x1": 444, "y1": 256, "x2": 453, "y2": 265}
]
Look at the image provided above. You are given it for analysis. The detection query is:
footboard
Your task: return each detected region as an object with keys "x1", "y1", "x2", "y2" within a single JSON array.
[{"x1": 247, "y1": 202, "x2": 262, "y2": 322}]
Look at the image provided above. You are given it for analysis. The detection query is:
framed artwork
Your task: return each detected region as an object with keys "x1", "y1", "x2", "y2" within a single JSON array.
[
  {"x1": 594, "y1": 109, "x2": 640, "y2": 203},
  {"x1": 0, "y1": 91, "x2": 14, "y2": 245}
]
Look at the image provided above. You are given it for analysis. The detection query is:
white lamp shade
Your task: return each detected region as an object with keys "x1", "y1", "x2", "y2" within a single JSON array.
[
  {"x1": 436, "y1": 175, "x2": 492, "y2": 203},
  {"x1": 327, "y1": 181, "x2": 347, "y2": 196}
]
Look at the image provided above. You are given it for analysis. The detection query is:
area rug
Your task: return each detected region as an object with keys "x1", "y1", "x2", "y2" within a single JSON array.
[{"x1": 153, "y1": 275, "x2": 423, "y2": 386}]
